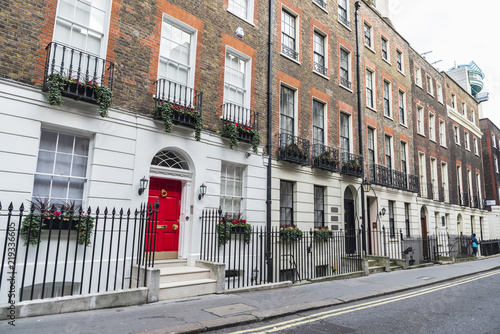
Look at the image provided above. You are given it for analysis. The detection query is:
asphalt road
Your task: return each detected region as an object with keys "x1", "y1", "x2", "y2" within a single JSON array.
[{"x1": 211, "y1": 269, "x2": 500, "y2": 334}]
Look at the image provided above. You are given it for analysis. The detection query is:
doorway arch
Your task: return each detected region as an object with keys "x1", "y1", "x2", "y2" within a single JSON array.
[{"x1": 344, "y1": 187, "x2": 356, "y2": 254}]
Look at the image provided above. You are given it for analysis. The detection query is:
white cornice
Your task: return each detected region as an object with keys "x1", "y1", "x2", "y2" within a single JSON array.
[{"x1": 447, "y1": 106, "x2": 483, "y2": 138}]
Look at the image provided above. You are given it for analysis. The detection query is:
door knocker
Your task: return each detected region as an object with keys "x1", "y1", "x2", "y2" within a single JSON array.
[
  {"x1": 161, "y1": 189, "x2": 168, "y2": 198},
  {"x1": 172, "y1": 224, "x2": 179, "y2": 231}
]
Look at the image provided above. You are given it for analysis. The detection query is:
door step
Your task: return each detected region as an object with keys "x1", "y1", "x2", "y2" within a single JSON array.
[{"x1": 156, "y1": 261, "x2": 217, "y2": 300}]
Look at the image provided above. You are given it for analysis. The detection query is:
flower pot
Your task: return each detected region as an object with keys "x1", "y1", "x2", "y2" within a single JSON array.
[
  {"x1": 78, "y1": 84, "x2": 85, "y2": 95},
  {"x1": 86, "y1": 86, "x2": 95, "y2": 98},
  {"x1": 69, "y1": 82, "x2": 78, "y2": 93}
]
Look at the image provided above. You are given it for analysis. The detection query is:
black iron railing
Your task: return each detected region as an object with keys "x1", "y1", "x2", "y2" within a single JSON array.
[
  {"x1": 0, "y1": 201, "x2": 158, "y2": 304},
  {"x1": 43, "y1": 42, "x2": 114, "y2": 103},
  {"x1": 278, "y1": 134, "x2": 310, "y2": 165},
  {"x1": 340, "y1": 77, "x2": 352, "y2": 89},
  {"x1": 461, "y1": 192, "x2": 469, "y2": 207},
  {"x1": 408, "y1": 175, "x2": 419, "y2": 193},
  {"x1": 312, "y1": 144, "x2": 340, "y2": 172},
  {"x1": 392, "y1": 170, "x2": 407, "y2": 190},
  {"x1": 154, "y1": 78, "x2": 203, "y2": 128},
  {"x1": 314, "y1": 62, "x2": 328, "y2": 76},
  {"x1": 370, "y1": 164, "x2": 392, "y2": 187},
  {"x1": 438, "y1": 187, "x2": 445, "y2": 202},
  {"x1": 200, "y1": 209, "x2": 362, "y2": 289},
  {"x1": 340, "y1": 152, "x2": 363, "y2": 177},
  {"x1": 471, "y1": 195, "x2": 479, "y2": 209},
  {"x1": 427, "y1": 183, "x2": 434, "y2": 200},
  {"x1": 221, "y1": 103, "x2": 259, "y2": 143},
  {"x1": 281, "y1": 44, "x2": 299, "y2": 60},
  {"x1": 338, "y1": 13, "x2": 350, "y2": 28}
]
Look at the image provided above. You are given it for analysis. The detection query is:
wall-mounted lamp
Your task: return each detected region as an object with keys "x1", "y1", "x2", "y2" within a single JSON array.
[
  {"x1": 198, "y1": 183, "x2": 207, "y2": 200},
  {"x1": 379, "y1": 207, "x2": 386, "y2": 217},
  {"x1": 362, "y1": 178, "x2": 371, "y2": 193},
  {"x1": 138, "y1": 176, "x2": 149, "y2": 195}
]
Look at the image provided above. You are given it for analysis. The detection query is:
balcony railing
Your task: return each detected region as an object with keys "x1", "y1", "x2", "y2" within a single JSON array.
[
  {"x1": 340, "y1": 77, "x2": 352, "y2": 90},
  {"x1": 472, "y1": 195, "x2": 480, "y2": 209},
  {"x1": 221, "y1": 103, "x2": 259, "y2": 143},
  {"x1": 340, "y1": 152, "x2": 363, "y2": 178},
  {"x1": 338, "y1": 13, "x2": 350, "y2": 28},
  {"x1": 314, "y1": 62, "x2": 328, "y2": 76},
  {"x1": 460, "y1": 192, "x2": 469, "y2": 207},
  {"x1": 278, "y1": 134, "x2": 310, "y2": 165},
  {"x1": 371, "y1": 164, "x2": 392, "y2": 187},
  {"x1": 427, "y1": 183, "x2": 434, "y2": 200},
  {"x1": 281, "y1": 44, "x2": 299, "y2": 60},
  {"x1": 438, "y1": 187, "x2": 445, "y2": 202},
  {"x1": 312, "y1": 144, "x2": 340, "y2": 172},
  {"x1": 43, "y1": 42, "x2": 114, "y2": 103},
  {"x1": 153, "y1": 78, "x2": 203, "y2": 128},
  {"x1": 408, "y1": 175, "x2": 419, "y2": 193}
]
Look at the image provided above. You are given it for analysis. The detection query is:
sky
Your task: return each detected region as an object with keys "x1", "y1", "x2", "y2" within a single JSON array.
[{"x1": 388, "y1": 0, "x2": 500, "y2": 126}]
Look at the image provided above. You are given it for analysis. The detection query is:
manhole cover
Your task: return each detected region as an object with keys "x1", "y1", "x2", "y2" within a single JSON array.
[{"x1": 203, "y1": 303, "x2": 257, "y2": 317}]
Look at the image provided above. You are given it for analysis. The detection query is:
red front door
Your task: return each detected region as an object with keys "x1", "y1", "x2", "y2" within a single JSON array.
[{"x1": 148, "y1": 177, "x2": 181, "y2": 258}]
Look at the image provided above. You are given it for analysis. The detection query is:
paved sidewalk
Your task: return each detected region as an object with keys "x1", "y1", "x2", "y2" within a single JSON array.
[{"x1": 3, "y1": 256, "x2": 500, "y2": 334}]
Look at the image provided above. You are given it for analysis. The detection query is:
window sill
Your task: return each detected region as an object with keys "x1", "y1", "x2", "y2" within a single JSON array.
[
  {"x1": 438, "y1": 100, "x2": 444, "y2": 105},
  {"x1": 366, "y1": 105, "x2": 377, "y2": 112},
  {"x1": 365, "y1": 45, "x2": 376, "y2": 54},
  {"x1": 427, "y1": 91, "x2": 435, "y2": 98},
  {"x1": 280, "y1": 52, "x2": 301, "y2": 65},
  {"x1": 313, "y1": 1, "x2": 328, "y2": 13},
  {"x1": 226, "y1": 9, "x2": 255, "y2": 26},
  {"x1": 399, "y1": 123, "x2": 408, "y2": 129},
  {"x1": 382, "y1": 58, "x2": 392, "y2": 66},
  {"x1": 338, "y1": 19, "x2": 352, "y2": 31},
  {"x1": 339, "y1": 83, "x2": 353, "y2": 93},
  {"x1": 429, "y1": 138, "x2": 437, "y2": 144},
  {"x1": 383, "y1": 114, "x2": 393, "y2": 121},
  {"x1": 415, "y1": 84, "x2": 423, "y2": 89},
  {"x1": 417, "y1": 132, "x2": 426, "y2": 138},
  {"x1": 313, "y1": 70, "x2": 330, "y2": 80},
  {"x1": 397, "y1": 69, "x2": 405, "y2": 76},
  {"x1": 440, "y1": 144, "x2": 448, "y2": 149}
]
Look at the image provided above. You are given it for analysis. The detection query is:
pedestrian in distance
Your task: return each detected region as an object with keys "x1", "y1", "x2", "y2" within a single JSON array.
[{"x1": 471, "y1": 233, "x2": 480, "y2": 259}]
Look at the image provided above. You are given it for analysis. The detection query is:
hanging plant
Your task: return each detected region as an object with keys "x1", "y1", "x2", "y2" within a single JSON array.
[
  {"x1": 46, "y1": 73, "x2": 67, "y2": 107},
  {"x1": 313, "y1": 227, "x2": 333, "y2": 242},
  {"x1": 279, "y1": 225, "x2": 303, "y2": 242},
  {"x1": 220, "y1": 123, "x2": 240, "y2": 149},
  {"x1": 95, "y1": 85, "x2": 113, "y2": 117},
  {"x1": 155, "y1": 103, "x2": 174, "y2": 133},
  {"x1": 250, "y1": 129, "x2": 261, "y2": 154},
  {"x1": 217, "y1": 216, "x2": 252, "y2": 245},
  {"x1": 154, "y1": 103, "x2": 202, "y2": 141}
]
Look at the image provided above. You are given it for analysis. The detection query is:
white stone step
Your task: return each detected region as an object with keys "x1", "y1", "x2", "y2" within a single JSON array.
[
  {"x1": 159, "y1": 266, "x2": 211, "y2": 284},
  {"x1": 154, "y1": 259, "x2": 187, "y2": 268},
  {"x1": 159, "y1": 279, "x2": 217, "y2": 300}
]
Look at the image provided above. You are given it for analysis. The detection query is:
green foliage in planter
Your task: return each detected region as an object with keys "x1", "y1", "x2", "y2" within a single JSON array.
[
  {"x1": 314, "y1": 150, "x2": 339, "y2": 166},
  {"x1": 21, "y1": 212, "x2": 95, "y2": 247},
  {"x1": 217, "y1": 218, "x2": 252, "y2": 245},
  {"x1": 220, "y1": 123, "x2": 261, "y2": 153},
  {"x1": 46, "y1": 73, "x2": 67, "y2": 107},
  {"x1": 313, "y1": 227, "x2": 333, "y2": 242},
  {"x1": 95, "y1": 85, "x2": 113, "y2": 117},
  {"x1": 154, "y1": 103, "x2": 202, "y2": 141},
  {"x1": 280, "y1": 143, "x2": 308, "y2": 160},
  {"x1": 220, "y1": 123, "x2": 239, "y2": 149},
  {"x1": 279, "y1": 225, "x2": 303, "y2": 242}
]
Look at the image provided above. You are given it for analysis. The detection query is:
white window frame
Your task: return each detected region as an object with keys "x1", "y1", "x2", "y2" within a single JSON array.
[
  {"x1": 441, "y1": 162, "x2": 449, "y2": 202},
  {"x1": 53, "y1": 0, "x2": 112, "y2": 59},
  {"x1": 474, "y1": 137, "x2": 479, "y2": 156},
  {"x1": 381, "y1": 36, "x2": 390, "y2": 63},
  {"x1": 384, "y1": 135, "x2": 393, "y2": 170},
  {"x1": 227, "y1": 0, "x2": 255, "y2": 24},
  {"x1": 338, "y1": 0, "x2": 350, "y2": 28},
  {"x1": 461, "y1": 102, "x2": 467, "y2": 116},
  {"x1": 451, "y1": 93, "x2": 457, "y2": 109},
  {"x1": 493, "y1": 134, "x2": 497, "y2": 148},
  {"x1": 383, "y1": 79, "x2": 392, "y2": 118},
  {"x1": 340, "y1": 112, "x2": 352, "y2": 154},
  {"x1": 429, "y1": 112, "x2": 435, "y2": 141},
  {"x1": 476, "y1": 173, "x2": 482, "y2": 203},
  {"x1": 464, "y1": 131, "x2": 470, "y2": 151},
  {"x1": 400, "y1": 141, "x2": 408, "y2": 175},
  {"x1": 366, "y1": 68, "x2": 375, "y2": 109},
  {"x1": 430, "y1": 157, "x2": 438, "y2": 199},
  {"x1": 417, "y1": 105, "x2": 424, "y2": 135},
  {"x1": 439, "y1": 119, "x2": 446, "y2": 147},
  {"x1": 419, "y1": 152, "x2": 427, "y2": 197},
  {"x1": 396, "y1": 49, "x2": 404, "y2": 74},
  {"x1": 454, "y1": 126, "x2": 460, "y2": 145},
  {"x1": 364, "y1": 22, "x2": 373, "y2": 49},
  {"x1": 158, "y1": 15, "x2": 198, "y2": 91},
  {"x1": 223, "y1": 47, "x2": 252, "y2": 109},
  {"x1": 312, "y1": 98, "x2": 327, "y2": 147},
  {"x1": 279, "y1": 84, "x2": 298, "y2": 137},
  {"x1": 220, "y1": 162, "x2": 245, "y2": 218},
  {"x1": 33, "y1": 129, "x2": 90, "y2": 207},
  {"x1": 339, "y1": 47, "x2": 351, "y2": 90},
  {"x1": 281, "y1": 8, "x2": 300, "y2": 61},
  {"x1": 414, "y1": 65, "x2": 422, "y2": 87},
  {"x1": 398, "y1": 90, "x2": 406, "y2": 126},
  {"x1": 313, "y1": 29, "x2": 328, "y2": 77},
  {"x1": 436, "y1": 82, "x2": 443, "y2": 103},
  {"x1": 495, "y1": 157, "x2": 499, "y2": 173},
  {"x1": 426, "y1": 75, "x2": 434, "y2": 96}
]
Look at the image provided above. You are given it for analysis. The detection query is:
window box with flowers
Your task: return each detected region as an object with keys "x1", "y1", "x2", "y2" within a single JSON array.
[
  {"x1": 341, "y1": 158, "x2": 363, "y2": 176},
  {"x1": 279, "y1": 142, "x2": 310, "y2": 165},
  {"x1": 217, "y1": 216, "x2": 252, "y2": 245},
  {"x1": 20, "y1": 206, "x2": 94, "y2": 247},
  {"x1": 279, "y1": 225, "x2": 303, "y2": 242},
  {"x1": 313, "y1": 150, "x2": 340, "y2": 172},
  {"x1": 313, "y1": 226, "x2": 333, "y2": 242},
  {"x1": 154, "y1": 102, "x2": 202, "y2": 141},
  {"x1": 220, "y1": 122, "x2": 261, "y2": 153}
]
